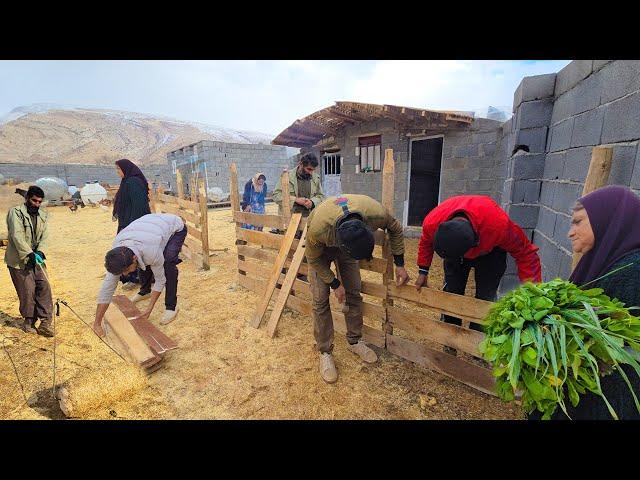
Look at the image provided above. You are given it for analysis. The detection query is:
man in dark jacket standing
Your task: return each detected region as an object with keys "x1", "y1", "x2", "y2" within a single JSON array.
[
  {"x1": 415, "y1": 195, "x2": 542, "y2": 332},
  {"x1": 4, "y1": 186, "x2": 53, "y2": 336}
]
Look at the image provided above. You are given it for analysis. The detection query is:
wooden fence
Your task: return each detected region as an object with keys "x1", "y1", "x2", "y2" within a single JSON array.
[
  {"x1": 151, "y1": 170, "x2": 210, "y2": 270},
  {"x1": 230, "y1": 152, "x2": 497, "y2": 395}
]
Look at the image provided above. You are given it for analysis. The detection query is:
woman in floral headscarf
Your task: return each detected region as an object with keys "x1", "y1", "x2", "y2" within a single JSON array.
[{"x1": 241, "y1": 173, "x2": 267, "y2": 231}]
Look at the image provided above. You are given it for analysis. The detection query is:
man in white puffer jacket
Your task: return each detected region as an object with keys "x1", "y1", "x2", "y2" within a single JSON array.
[{"x1": 93, "y1": 213, "x2": 187, "y2": 335}]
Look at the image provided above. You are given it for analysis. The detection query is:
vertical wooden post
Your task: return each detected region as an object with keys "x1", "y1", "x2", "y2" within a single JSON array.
[
  {"x1": 198, "y1": 178, "x2": 210, "y2": 271},
  {"x1": 381, "y1": 149, "x2": 395, "y2": 337},
  {"x1": 571, "y1": 146, "x2": 614, "y2": 271},
  {"x1": 230, "y1": 163, "x2": 240, "y2": 212},
  {"x1": 189, "y1": 176, "x2": 197, "y2": 203},
  {"x1": 149, "y1": 182, "x2": 157, "y2": 213},
  {"x1": 176, "y1": 170, "x2": 184, "y2": 200},
  {"x1": 280, "y1": 169, "x2": 291, "y2": 229}
]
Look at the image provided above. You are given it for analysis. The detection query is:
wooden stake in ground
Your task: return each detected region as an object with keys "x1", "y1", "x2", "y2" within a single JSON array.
[
  {"x1": 265, "y1": 224, "x2": 308, "y2": 338},
  {"x1": 571, "y1": 146, "x2": 614, "y2": 270},
  {"x1": 176, "y1": 169, "x2": 184, "y2": 199},
  {"x1": 230, "y1": 163, "x2": 240, "y2": 212},
  {"x1": 198, "y1": 178, "x2": 210, "y2": 270},
  {"x1": 250, "y1": 212, "x2": 302, "y2": 329},
  {"x1": 381, "y1": 149, "x2": 395, "y2": 335}
]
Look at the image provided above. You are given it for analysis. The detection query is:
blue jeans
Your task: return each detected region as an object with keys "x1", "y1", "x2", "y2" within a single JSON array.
[{"x1": 138, "y1": 226, "x2": 187, "y2": 310}]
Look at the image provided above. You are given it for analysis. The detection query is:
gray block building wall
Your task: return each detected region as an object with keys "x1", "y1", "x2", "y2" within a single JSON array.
[
  {"x1": 0, "y1": 162, "x2": 172, "y2": 188},
  {"x1": 533, "y1": 60, "x2": 640, "y2": 284},
  {"x1": 167, "y1": 140, "x2": 289, "y2": 197}
]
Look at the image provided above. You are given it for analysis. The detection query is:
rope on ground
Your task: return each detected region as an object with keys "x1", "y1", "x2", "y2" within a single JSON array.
[{"x1": 2, "y1": 337, "x2": 29, "y2": 406}]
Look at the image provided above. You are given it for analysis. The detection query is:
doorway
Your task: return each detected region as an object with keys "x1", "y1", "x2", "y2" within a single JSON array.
[
  {"x1": 322, "y1": 153, "x2": 342, "y2": 197},
  {"x1": 407, "y1": 136, "x2": 443, "y2": 227}
]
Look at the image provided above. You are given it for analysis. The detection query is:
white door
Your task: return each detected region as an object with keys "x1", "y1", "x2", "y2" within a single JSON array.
[{"x1": 322, "y1": 153, "x2": 342, "y2": 197}]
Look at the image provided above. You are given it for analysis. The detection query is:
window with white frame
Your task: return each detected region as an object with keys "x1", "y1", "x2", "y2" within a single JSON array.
[{"x1": 358, "y1": 135, "x2": 382, "y2": 172}]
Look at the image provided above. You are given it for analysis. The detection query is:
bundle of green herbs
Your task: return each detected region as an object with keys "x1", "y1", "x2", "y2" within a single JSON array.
[{"x1": 479, "y1": 278, "x2": 640, "y2": 419}]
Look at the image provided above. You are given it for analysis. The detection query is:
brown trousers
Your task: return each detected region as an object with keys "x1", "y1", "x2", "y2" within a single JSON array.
[
  {"x1": 309, "y1": 247, "x2": 363, "y2": 353},
  {"x1": 8, "y1": 266, "x2": 53, "y2": 323}
]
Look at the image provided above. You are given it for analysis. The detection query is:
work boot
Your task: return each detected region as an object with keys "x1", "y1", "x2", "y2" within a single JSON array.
[
  {"x1": 159, "y1": 307, "x2": 179, "y2": 325},
  {"x1": 130, "y1": 292, "x2": 151, "y2": 303},
  {"x1": 36, "y1": 318, "x2": 54, "y2": 338},
  {"x1": 21, "y1": 318, "x2": 37, "y2": 334},
  {"x1": 320, "y1": 353, "x2": 338, "y2": 384},
  {"x1": 347, "y1": 340, "x2": 378, "y2": 364}
]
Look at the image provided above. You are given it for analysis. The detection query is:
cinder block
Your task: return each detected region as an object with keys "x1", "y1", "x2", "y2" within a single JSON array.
[
  {"x1": 599, "y1": 60, "x2": 640, "y2": 105},
  {"x1": 511, "y1": 180, "x2": 541, "y2": 203},
  {"x1": 472, "y1": 156, "x2": 497, "y2": 168},
  {"x1": 516, "y1": 99, "x2": 554, "y2": 129},
  {"x1": 511, "y1": 153, "x2": 545, "y2": 180},
  {"x1": 479, "y1": 167, "x2": 496, "y2": 179},
  {"x1": 507, "y1": 204, "x2": 539, "y2": 229},
  {"x1": 513, "y1": 73, "x2": 557, "y2": 112},
  {"x1": 459, "y1": 167, "x2": 481, "y2": 180},
  {"x1": 541, "y1": 239, "x2": 562, "y2": 280},
  {"x1": 480, "y1": 143, "x2": 497, "y2": 157},
  {"x1": 548, "y1": 118, "x2": 574, "y2": 152},
  {"x1": 558, "y1": 252, "x2": 573, "y2": 280},
  {"x1": 543, "y1": 152, "x2": 565, "y2": 180},
  {"x1": 601, "y1": 91, "x2": 640, "y2": 143},
  {"x1": 631, "y1": 148, "x2": 640, "y2": 190},
  {"x1": 454, "y1": 144, "x2": 478, "y2": 157},
  {"x1": 502, "y1": 179, "x2": 513, "y2": 201},
  {"x1": 540, "y1": 181, "x2": 557, "y2": 207},
  {"x1": 570, "y1": 107, "x2": 604, "y2": 147},
  {"x1": 515, "y1": 127, "x2": 549, "y2": 153},
  {"x1": 563, "y1": 147, "x2": 592, "y2": 182},
  {"x1": 608, "y1": 144, "x2": 638, "y2": 187},
  {"x1": 553, "y1": 213, "x2": 573, "y2": 252},
  {"x1": 537, "y1": 206, "x2": 556, "y2": 238},
  {"x1": 552, "y1": 183, "x2": 583, "y2": 215},
  {"x1": 471, "y1": 132, "x2": 499, "y2": 144},
  {"x1": 555, "y1": 60, "x2": 594, "y2": 97},
  {"x1": 471, "y1": 179, "x2": 496, "y2": 191},
  {"x1": 498, "y1": 274, "x2": 520, "y2": 298},
  {"x1": 504, "y1": 256, "x2": 517, "y2": 275}
]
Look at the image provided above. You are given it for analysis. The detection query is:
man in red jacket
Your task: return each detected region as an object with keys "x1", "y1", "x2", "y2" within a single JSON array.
[{"x1": 415, "y1": 195, "x2": 542, "y2": 332}]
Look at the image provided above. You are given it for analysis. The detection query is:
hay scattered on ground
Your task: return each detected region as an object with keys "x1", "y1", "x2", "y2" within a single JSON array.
[{"x1": 0, "y1": 191, "x2": 523, "y2": 420}]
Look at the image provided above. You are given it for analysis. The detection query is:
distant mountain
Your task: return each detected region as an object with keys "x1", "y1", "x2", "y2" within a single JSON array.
[{"x1": 0, "y1": 104, "x2": 284, "y2": 166}]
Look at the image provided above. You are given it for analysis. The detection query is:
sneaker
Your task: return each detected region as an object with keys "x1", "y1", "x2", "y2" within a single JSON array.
[
  {"x1": 130, "y1": 292, "x2": 151, "y2": 303},
  {"x1": 122, "y1": 282, "x2": 138, "y2": 291},
  {"x1": 319, "y1": 353, "x2": 338, "y2": 383},
  {"x1": 160, "y1": 307, "x2": 179, "y2": 325},
  {"x1": 347, "y1": 340, "x2": 378, "y2": 364},
  {"x1": 21, "y1": 319, "x2": 37, "y2": 334}
]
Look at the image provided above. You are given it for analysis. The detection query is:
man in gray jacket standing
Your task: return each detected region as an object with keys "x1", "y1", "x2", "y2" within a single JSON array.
[{"x1": 93, "y1": 213, "x2": 187, "y2": 336}]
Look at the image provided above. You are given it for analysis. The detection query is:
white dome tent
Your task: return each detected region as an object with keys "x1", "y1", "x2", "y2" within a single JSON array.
[
  {"x1": 80, "y1": 182, "x2": 108, "y2": 204},
  {"x1": 35, "y1": 177, "x2": 70, "y2": 203}
]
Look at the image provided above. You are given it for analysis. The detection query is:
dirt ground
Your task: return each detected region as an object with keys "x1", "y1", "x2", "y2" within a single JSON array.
[{"x1": 0, "y1": 186, "x2": 524, "y2": 420}]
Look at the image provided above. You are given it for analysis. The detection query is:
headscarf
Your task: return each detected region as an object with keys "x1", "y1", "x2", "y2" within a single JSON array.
[
  {"x1": 113, "y1": 159, "x2": 149, "y2": 219},
  {"x1": 569, "y1": 185, "x2": 640, "y2": 285},
  {"x1": 252, "y1": 172, "x2": 266, "y2": 193}
]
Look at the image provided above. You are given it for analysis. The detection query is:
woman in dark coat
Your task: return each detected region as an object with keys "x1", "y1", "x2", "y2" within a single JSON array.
[
  {"x1": 113, "y1": 158, "x2": 152, "y2": 287},
  {"x1": 531, "y1": 185, "x2": 640, "y2": 420}
]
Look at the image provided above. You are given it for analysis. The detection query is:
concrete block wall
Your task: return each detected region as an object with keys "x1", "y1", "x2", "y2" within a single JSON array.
[
  {"x1": 168, "y1": 140, "x2": 289, "y2": 196},
  {"x1": 535, "y1": 60, "x2": 640, "y2": 283},
  {"x1": 0, "y1": 162, "x2": 172, "y2": 189},
  {"x1": 439, "y1": 118, "x2": 503, "y2": 204}
]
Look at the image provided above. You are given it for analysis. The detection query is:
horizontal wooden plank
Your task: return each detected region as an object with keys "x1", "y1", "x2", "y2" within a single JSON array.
[
  {"x1": 157, "y1": 193, "x2": 200, "y2": 212},
  {"x1": 156, "y1": 202, "x2": 201, "y2": 226},
  {"x1": 386, "y1": 334, "x2": 496, "y2": 396},
  {"x1": 184, "y1": 234, "x2": 202, "y2": 254},
  {"x1": 361, "y1": 280, "x2": 386, "y2": 298},
  {"x1": 388, "y1": 306, "x2": 485, "y2": 358},
  {"x1": 358, "y1": 257, "x2": 387, "y2": 274},
  {"x1": 388, "y1": 284, "x2": 492, "y2": 323},
  {"x1": 187, "y1": 223, "x2": 202, "y2": 239},
  {"x1": 237, "y1": 260, "x2": 385, "y2": 322},
  {"x1": 233, "y1": 211, "x2": 285, "y2": 230},
  {"x1": 238, "y1": 274, "x2": 384, "y2": 347},
  {"x1": 236, "y1": 227, "x2": 299, "y2": 252}
]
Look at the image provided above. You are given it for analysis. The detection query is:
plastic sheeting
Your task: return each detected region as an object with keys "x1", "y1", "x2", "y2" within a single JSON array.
[
  {"x1": 80, "y1": 182, "x2": 108, "y2": 204},
  {"x1": 35, "y1": 177, "x2": 70, "y2": 201},
  {"x1": 207, "y1": 187, "x2": 229, "y2": 202}
]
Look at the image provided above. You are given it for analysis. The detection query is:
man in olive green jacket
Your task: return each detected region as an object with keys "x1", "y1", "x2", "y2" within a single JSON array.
[
  {"x1": 4, "y1": 186, "x2": 53, "y2": 336},
  {"x1": 272, "y1": 152, "x2": 325, "y2": 219},
  {"x1": 305, "y1": 194, "x2": 409, "y2": 383}
]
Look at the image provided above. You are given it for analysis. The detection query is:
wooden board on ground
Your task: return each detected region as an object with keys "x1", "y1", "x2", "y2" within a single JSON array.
[
  {"x1": 103, "y1": 307, "x2": 161, "y2": 370},
  {"x1": 265, "y1": 225, "x2": 308, "y2": 337},
  {"x1": 250, "y1": 212, "x2": 303, "y2": 328},
  {"x1": 111, "y1": 295, "x2": 178, "y2": 355},
  {"x1": 386, "y1": 334, "x2": 495, "y2": 396}
]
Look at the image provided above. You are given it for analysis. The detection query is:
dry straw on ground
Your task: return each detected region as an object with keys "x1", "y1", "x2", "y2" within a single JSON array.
[{"x1": 0, "y1": 185, "x2": 523, "y2": 420}]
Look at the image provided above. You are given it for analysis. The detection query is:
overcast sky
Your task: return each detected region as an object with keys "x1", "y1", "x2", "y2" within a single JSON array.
[{"x1": 0, "y1": 60, "x2": 570, "y2": 135}]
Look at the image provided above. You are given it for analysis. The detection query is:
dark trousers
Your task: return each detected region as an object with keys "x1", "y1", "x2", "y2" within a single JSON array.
[
  {"x1": 8, "y1": 265, "x2": 53, "y2": 324},
  {"x1": 138, "y1": 226, "x2": 187, "y2": 310},
  {"x1": 442, "y1": 247, "x2": 507, "y2": 331}
]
